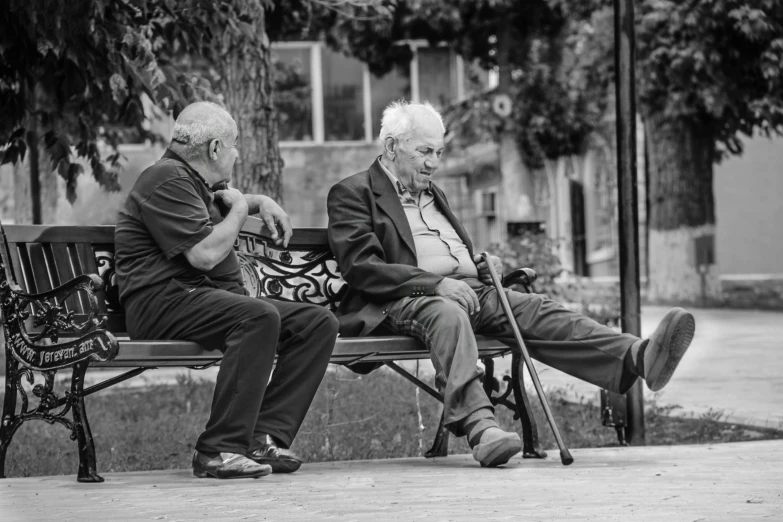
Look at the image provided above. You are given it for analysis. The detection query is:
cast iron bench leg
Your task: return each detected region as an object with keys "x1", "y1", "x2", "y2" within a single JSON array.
[
  {"x1": 0, "y1": 354, "x2": 20, "y2": 479},
  {"x1": 72, "y1": 361, "x2": 103, "y2": 483},
  {"x1": 424, "y1": 411, "x2": 449, "y2": 458},
  {"x1": 512, "y1": 352, "x2": 547, "y2": 459},
  {"x1": 481, "y1": 355, "x2": 547, "y2": 459}
]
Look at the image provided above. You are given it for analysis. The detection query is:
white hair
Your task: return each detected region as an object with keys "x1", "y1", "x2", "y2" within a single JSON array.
[
  {"x1": 171, "y1": 101, "x2": 237, "y2": 159},
  {"x1": 378, "y1": 100, "x2": 445, "y2": 143}
]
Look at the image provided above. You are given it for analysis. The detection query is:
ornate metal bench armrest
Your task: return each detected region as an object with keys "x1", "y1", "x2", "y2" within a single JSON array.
[
  {"x1": 10, "y1": 273, "x2": 104, "y2": 303},
  {"x1": 2, "y1": 272, "x2": 118, "y2": 370},
  {"x1": 502, "y1": 268, "x2": 538, "y2": 291},
  {"x1": 9, "y1": 273, "x2": 107, "y2": 331}
]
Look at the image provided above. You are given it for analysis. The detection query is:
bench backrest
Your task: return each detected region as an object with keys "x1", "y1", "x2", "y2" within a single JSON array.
[{"x1": 0, "y1": 218, "x2": 345, "y2": 336}]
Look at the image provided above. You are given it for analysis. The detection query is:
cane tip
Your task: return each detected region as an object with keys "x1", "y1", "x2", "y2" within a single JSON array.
[{"x1": 560, "y1": 449, "x2": 574, "y2": 466}]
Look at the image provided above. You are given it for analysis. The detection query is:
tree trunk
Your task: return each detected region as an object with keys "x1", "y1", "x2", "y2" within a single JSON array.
[
  {"x1": 218, "y1": 11, "x2": 283, "y2": 204},
  {"x1": 12, "y1": 83, "x2": 60, "y2": 225},
  {"x1": 12, "y1": 141, "x2": 59, "y2": 225},
  {"x1": 646, "y1": 115, "x2": 720, "y2": 303}
]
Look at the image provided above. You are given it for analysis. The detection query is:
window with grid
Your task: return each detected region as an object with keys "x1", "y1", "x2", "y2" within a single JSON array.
[{"x1": 273, "y1": 43, "x2": 479, "y2": 144}]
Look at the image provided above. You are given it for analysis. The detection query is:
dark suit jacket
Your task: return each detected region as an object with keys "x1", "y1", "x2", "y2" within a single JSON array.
[{"x1": 327, "y1": 158, "x2": 475, "y2": 337}]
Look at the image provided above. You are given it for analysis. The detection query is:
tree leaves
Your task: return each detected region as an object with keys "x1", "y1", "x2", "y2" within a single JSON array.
[
  {"x1": 632, "y1": 0, "x2": 783, "y2": 158},
  {"x1": 1, "y1": 0, "x2": 275, "y2": 203},
  {"x1": 277, "y1": 0, "x2": 601, "y2": 165}
]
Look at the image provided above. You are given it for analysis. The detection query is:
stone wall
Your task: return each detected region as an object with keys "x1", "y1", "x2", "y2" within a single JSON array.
[
  {"x1": 279, "y1": 143, "x2": 378, "y2": 227},
  {"x1": 720, "y1": 277, "x2": 783, "y2": 310}
]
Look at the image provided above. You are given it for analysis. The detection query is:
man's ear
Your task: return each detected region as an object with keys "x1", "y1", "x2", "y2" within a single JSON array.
[
  {"x1": 208, "y1": 139, "x2": 220, "y2": 161},
  {"x1": 384, "y1": 137, "x2": 396, "y2": 156}
]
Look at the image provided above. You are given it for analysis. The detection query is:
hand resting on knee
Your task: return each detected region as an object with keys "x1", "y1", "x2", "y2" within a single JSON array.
[{"x1": 434, "y1": 278, "x2": 480, "y2": 315}]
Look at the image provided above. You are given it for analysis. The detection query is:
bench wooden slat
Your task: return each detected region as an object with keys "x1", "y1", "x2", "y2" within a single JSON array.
[
  {"x1": 27, "y1": 243, "x2": 53, "y2": 295},
  {"x1": 51, "y1": 242, "x2": 83, "y2": 313},
  {"x1": 3, "y1": 225, "x2": 116, "y2": 244},
  {"x1": 41, "y1": 243, "x2": 69, "y2": 312},
  {"x1": 13, "y1": 242, "x2": 37, "y2": 294},
  {"x1": 91, "y1": 336, "x2": 514, "y2": 368},
  {"x1": 8, "y1": 242, "x2": 27, "y2": 290},
  {"x1": 3, "y1": 223, "x2": 323, "y2": 249}
]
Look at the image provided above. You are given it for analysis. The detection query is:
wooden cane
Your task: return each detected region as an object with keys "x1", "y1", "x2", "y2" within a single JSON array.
[{"x1": 481, "y1": 252, "x2": 574, "y2": 465}]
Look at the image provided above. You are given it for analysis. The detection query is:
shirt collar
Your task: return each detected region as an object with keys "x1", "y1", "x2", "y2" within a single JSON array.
[
  {"x1": 162, "y1": 148, "x2": 210, "y2": 190},
  {"x1": 377, "y1": 156, "x2": 432, "y2": 198}
]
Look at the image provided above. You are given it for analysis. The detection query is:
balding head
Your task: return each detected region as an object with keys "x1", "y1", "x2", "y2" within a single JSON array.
[{"x1": 171, "y1": 102, "x2": 238, "y2": 161}]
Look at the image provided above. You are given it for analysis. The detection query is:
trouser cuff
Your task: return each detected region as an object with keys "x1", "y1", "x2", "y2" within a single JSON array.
[{"x1": 445, "y1": 400, "x2": 494, "y2": 437}]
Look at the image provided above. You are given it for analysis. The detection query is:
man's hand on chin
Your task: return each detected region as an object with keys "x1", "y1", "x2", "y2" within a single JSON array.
[
  {"x1": 434, "y1": 278, "x2": 480, "y2": 315},
  {"x1": 473, "y1": 254, "x2": 503, "y2": 285}
]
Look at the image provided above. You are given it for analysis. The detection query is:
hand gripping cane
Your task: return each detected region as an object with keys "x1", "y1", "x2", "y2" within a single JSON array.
[{"x1": 481, "y1": 252, "x2": 574, "y2": 466}]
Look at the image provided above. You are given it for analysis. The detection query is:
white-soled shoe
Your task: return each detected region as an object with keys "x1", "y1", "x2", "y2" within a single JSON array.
[
  {"x1": 471, "y1": 428, "x2": 522, "y2": 468},
  {"x1": 192, "y1": 450, "x2": 272, "y2": 479},
  {"x1": 644, "y1": 307, "x2": 696, "y2": 392}
]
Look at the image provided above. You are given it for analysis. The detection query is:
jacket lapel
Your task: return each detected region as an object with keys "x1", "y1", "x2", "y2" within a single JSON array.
[
  {"x1": 369, "y1": 159, "x2": 417, "y2": 258},
  {"x1": 432, "y1": 185, "x2": 474, "y2": 256}
]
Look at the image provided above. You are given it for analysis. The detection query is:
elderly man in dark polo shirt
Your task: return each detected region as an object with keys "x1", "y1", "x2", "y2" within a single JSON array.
[
  {"x1": 327, "y1": 100, "x2": 696, "y2": 468},
  {"x1": 115, "y1": 101, "x2": 338, "y2": 479}
]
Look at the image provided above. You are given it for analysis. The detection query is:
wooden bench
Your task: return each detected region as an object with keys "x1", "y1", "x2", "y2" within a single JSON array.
[{"x1": 0, "y1": 217, "x2": 546, "y2": 482}]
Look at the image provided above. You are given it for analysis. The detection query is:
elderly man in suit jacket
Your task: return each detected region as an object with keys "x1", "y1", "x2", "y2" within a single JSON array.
[{"x1": 327, "y1": 101, "x2": 695, "y2": 468}]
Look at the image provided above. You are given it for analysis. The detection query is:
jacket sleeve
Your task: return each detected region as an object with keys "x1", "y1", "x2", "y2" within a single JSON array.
[{"x1": 327, "y1": 181, "x2": 443, "y2": 301}]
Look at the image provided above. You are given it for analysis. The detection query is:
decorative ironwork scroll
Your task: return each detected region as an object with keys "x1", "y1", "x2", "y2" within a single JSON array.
[
  {"x1": 235, "y1": 231, "x2": 347, "y2": 311},
  {"x1": 95, "y1": 249, "x2": 122, "y2": 313},
  {"x1": 1, "y1": 271, "x2": 118, "y2": 371}
]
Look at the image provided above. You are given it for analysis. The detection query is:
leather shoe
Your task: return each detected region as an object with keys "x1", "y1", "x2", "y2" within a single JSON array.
[
  {"x1": 644, "y1": 307, "x2": 696, "y2": 392},
  {"x1": 192, "y1": 450, "x2": 271, "y2": 479},
  {"x1": 247, "y1": 433, "x2": 303, "y2": 473}
]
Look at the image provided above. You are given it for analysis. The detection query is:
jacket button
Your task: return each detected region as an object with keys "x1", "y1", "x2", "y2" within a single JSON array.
[{"x1": 382, "y1": 309, "x2": 387, "y2": 314}]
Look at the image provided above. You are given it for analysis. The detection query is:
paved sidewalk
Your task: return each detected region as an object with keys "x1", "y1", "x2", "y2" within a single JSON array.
[{"x1": 1, "y1": 440, "x2": 781, "y2": 521}]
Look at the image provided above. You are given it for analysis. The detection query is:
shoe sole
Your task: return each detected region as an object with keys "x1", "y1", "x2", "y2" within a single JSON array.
[
  {"x1": 645, "y1": 308, "x2": 695, "y2": 392},
  {"x1": 193, "y1": 467, "x2": 272, "y2": 479},
  {"x1": 252, "y1": 458, "x2": 302, "y2": 474},
  {"x1": 472, "y1": 433, "x2": 522, "y2": 468}
]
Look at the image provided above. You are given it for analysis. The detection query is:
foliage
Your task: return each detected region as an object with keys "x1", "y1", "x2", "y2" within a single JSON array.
[
  {"x1": 285, "y1": 0, "x2": 783, "y2": 164},
  {"x1": 578, "y1": 1, "x2": 783, "y2": 159},
  {"x1": 493, "y1": 231, "x2": 565, "y2": 291},
  {"x1": 271, "y1": 56, "x2": 313, "y2": 141},
  {"x1": 0, "y1": 1, "x2": 193, "y2": 201},
  {"x1": 490, "y1": 231, "x2": 621, "y2": 327},
  {"x1": 272, "y1": 0, "x2": 604, "y2": 167},
  {"x1": 636, "y1": 0, "x2": 783, "y2": 158},
  {"x1": 4, "y1": 366, "x2": 781, "y2": 478},
  {"x1": 0, "y1": 0, "x2": 276, "y2": 203}
]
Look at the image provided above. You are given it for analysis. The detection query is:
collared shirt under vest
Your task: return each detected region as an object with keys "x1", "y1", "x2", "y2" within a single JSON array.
[{"x1": 378, "y1": 158, "x2": 478, "y2": 278}]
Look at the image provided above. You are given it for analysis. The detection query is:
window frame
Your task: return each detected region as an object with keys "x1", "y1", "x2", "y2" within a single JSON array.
[{"x1": 274, "y1": 41, "x2": 466, "y2": 146}]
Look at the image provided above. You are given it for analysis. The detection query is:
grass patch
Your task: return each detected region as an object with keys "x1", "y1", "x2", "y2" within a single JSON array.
[{"x1": 3, "y1": 366, "x2": 782, "y2": 478}]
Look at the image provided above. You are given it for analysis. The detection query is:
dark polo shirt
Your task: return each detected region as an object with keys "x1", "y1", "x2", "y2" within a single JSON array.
[{"x1": 115, "y1": 149, "x2": 244, "y2": 306}]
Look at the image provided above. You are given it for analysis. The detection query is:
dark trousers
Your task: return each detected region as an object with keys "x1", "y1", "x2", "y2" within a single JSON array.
[
  {"x1": 125, "y1": 277, "x2": 338, "y2": 455},
  {"x1": 380, "y1": 277, "x2": 639, "y2": 432}
]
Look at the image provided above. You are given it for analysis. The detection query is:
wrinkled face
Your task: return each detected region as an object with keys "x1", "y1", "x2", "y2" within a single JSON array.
[
  {"x1": 208, "y1": 128, "x2": 239, "y2": 184},
  {"x1": 217, "y1": 129, "x2": 240, "y2": 178},
  {"x1": 389, "y1": 114, "x2": 445, "y2": 195}
]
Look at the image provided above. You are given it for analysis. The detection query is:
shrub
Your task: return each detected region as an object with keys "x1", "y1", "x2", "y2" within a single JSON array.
[{"x1": 489, "y1": 231, "x2": 621, "y2": 327}]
